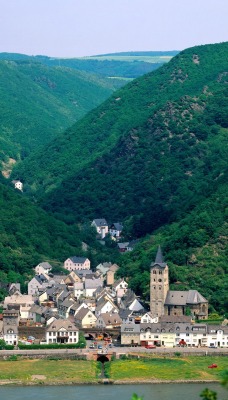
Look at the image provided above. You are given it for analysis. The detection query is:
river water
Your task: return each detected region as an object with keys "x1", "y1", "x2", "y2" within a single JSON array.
[{"x1": 0, "y1": 383, "x2": 226, "y2": 400}]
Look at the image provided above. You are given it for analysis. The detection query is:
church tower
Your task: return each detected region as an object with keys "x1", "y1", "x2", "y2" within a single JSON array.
[{"x1": 150, "y1": 246, "x2": 169, "y2": 317}]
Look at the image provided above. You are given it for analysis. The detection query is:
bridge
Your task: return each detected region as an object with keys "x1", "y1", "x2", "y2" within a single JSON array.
[{"x1": 83, "y1": 328, "x2": 120, "y2": 341}]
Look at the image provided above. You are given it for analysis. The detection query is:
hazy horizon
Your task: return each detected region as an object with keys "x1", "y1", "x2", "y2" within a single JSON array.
[{"x1": 1, "y1": 0, "x2": 227, "y2": 58}]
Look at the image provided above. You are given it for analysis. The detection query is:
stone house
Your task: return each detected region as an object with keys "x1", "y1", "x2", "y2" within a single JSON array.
[
  {"x1": 121, "y1": 324, "x2": 141, "y2": 346},
  {"x1": 164, "y1": 290, "x2": 208, "y2": 320},
  {"x1": 106, "y1": 264, "x2": 119, "y2": 286},
  {"x1": 2, "y1": 309, "x2": 19, "y2": 346}
]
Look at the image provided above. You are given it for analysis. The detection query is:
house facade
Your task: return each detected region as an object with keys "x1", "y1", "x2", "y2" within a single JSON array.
[
  {"x1": 64, "y1": 257, "x2": 90, "y2": 271},
  {"x1": 3, "y1": 310, "x2": 19, "y2": 346},
  {"x1": 46, "y1": 319, "x2": 79, "y2": 344},
  {"x1": 35, "y1": 262, "x2": 52, "y2": 275}
]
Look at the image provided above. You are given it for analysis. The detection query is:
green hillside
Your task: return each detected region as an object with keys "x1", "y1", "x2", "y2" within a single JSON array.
[
  {"x1": 0, "y1": 175, "x2": 119, "y2": 295},
  {"x1": 0, "y1": 59, "x2": 119, "y2": 174},
  {"x1": 0, "y1": 51, "x2": 178, "y2": 79},
  {"x1": 15, "y1": 42, "x2": 227, "y2": 218}
]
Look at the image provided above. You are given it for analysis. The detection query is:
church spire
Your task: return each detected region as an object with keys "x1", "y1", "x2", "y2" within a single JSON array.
[
  {"x1": 151, "y1": 245, "x2": 166, "y2": 268},
  {"x1": 155, "y1": 245, "x2": 164, "y2": 264}
]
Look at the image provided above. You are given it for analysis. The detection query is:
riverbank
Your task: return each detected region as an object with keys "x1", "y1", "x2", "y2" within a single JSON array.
[{"x1": 0, "y1": 355, "x2": 226, "y2": 386}]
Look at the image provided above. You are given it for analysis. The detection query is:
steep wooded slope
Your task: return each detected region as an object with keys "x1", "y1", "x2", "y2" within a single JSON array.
[
  {"x1": 14, "y1": 43, "x2": 227, "y2": 200},
  {"x1": 20, "y1": 42, "x2": 227, "y2": 230},
  {"x1": 0, "y1": 59, "x2": 117, "y2": 171}
]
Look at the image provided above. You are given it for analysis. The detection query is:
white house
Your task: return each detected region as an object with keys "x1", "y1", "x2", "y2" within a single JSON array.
[
  {"x1": 113, "y1": 278, "x2": 128, "y2": 302},
  {"x1": 84, "y1": 278, "x2": 103, "y2": 298},
  {"x1": 74, "y1": 282, "x2": 84, "y2": 299},
  {"x1": 141, "y1": 312, "x2": 159, "y2": 324},
  {"x1": 95, "y1": 298, "x2": 118, "y2": 317},
  {"x1": 46, "y1": 319, "x2": 79, "y2": 344},
  {"x1": 207, "y1": 326, "x2": 228, "y2": 348},
  {"x1": 12, "y1": 180, "x2": 23, "y2": 191},
  {"x1": 35, "y1": 262, "x2": 52, "y2": 275},
  {"x1": 91, "y1": 219, "x2": 109, "y2": 239},
  {"x1": 64, "y1": 257, "x2": 90, "y2": 271},
  {"x1": 109, "y1": 222, "x2": 123, "y2": 239}
]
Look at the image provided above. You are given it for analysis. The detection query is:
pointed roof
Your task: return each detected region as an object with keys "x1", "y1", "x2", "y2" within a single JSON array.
[{"x1": 151, "y1": 245, "x2": 166, "y2": 269}]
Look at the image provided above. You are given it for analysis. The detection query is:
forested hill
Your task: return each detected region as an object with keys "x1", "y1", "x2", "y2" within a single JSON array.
[
  {"x1": 0, "y1": 59, "x2": 118, "y2": 174},
  {"x1": 0, "y1": 51, "x2": 178, "y2": 79},
  {"x1": 15, "y1": 42, "x2": 228, "y2": 226}
]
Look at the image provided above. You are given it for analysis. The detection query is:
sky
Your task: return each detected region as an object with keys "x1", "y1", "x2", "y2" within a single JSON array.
[{"x1": 0, "y1": 0, "x2": 227, "y2": 58}]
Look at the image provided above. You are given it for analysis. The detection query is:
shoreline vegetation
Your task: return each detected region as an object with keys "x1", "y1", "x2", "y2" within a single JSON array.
[{"x1": 0, "y1": 355, "x2": 227, "y2": 386}]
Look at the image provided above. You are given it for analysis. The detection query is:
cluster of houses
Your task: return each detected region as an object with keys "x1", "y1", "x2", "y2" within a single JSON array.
[
  {"x1": 0, "y1": 248, "x2": 227, "y2": 349},
  {"x1": 91, "y1": 219, "x2": 139, "y2": 252}
]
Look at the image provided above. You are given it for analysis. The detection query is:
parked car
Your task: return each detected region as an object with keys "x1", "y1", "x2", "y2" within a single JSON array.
[
  {"x1": 98, "y1": 345, "x2": 102, "y2": 349},
  {"x1": 145, "y1": 344, "x2": 156, "y2": 349},
  {"x1": 27, "y1": 336, "x2": 35, "y2": 340}
]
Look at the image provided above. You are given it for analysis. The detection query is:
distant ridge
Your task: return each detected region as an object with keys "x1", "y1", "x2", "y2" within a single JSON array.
[{"x1": 93, "y1": 50, "x2": 179, "y2": 57}]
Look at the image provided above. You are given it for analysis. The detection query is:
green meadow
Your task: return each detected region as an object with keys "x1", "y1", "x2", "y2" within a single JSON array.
[
  {"x1": 0, "y1": 356, "x2": 227, "y2": 384},
  {"x1": 109, "y1": 356, "x2": 228, "y2": 382}
]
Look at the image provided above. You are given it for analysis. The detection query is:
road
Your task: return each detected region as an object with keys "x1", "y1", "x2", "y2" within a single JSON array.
[{"x1": 0, "y1": 346, "x2": 227, "y2": 357}]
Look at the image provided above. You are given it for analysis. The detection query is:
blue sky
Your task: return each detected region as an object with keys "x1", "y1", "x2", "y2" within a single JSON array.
[{"x1": 0, "y1": 0, "x2": 227, "y2": 57}]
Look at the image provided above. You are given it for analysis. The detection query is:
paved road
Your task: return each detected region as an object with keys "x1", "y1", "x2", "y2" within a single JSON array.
[{"x1": 0, "y1": 346, "x2": 227, "y2": 356}]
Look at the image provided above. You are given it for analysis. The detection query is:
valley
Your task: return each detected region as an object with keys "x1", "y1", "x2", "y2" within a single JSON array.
[{"x1": 0, "y1": 42, "x2": 227, "y2": 317}]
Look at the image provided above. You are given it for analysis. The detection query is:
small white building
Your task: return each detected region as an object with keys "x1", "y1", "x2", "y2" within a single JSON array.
[
  {"x1": 207, "y1": 326, "x2": 228, "y2": 348},
  {"x1": 35, "y1": 262, "x2": 52, "y2": 275},
  {"x1": 91, "y1": 219, "x2": 109, "y2": 239},
  {"x1": 109, "y1": 222, "x2": 123, "y2": 239},
  {"x1": 12, "y1": 180, "x2": 23, "y2": 191},
  {"x1": 74, "y1": 282, "x2": 84, "y2": 299}
]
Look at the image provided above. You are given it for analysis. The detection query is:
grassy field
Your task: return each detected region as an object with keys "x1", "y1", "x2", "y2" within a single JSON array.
[
  {"x1": 0, "y1": 359, "x2": 97, "y2": 384},
  {"x1": 109, "y1": 356, "x2": 228, "y2": 382},
  {"x1": 80, "y1": 55, "x2": 173, "y2": 63},
  {"x1": 0, "y1": 356, "x2": 227, "y2": 385}
]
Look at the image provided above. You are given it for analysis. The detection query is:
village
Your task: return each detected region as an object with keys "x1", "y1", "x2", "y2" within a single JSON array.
[{"x1": 0, "y1": 219, "x2": 227, "y2": 351}]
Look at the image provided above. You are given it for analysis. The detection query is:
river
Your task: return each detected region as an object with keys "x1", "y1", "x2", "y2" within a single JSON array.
[{"x1": 0, "y1": 383, "x2": 226, "y2": 400}]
